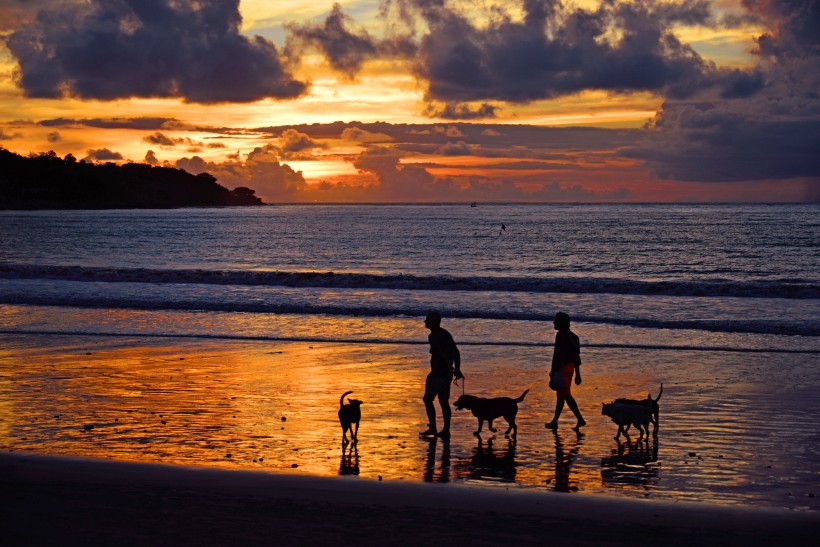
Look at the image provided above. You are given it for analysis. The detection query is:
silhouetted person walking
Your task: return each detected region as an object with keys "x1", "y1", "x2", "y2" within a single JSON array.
[
  {"x1": 545, "y1": 311, "x2": 586, "y2": 431},
  {"x1": 420, "y1": 311, "x2": 463, "y2": 438}
]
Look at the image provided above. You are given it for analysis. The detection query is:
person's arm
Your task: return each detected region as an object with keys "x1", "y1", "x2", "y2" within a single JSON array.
[
  {"x1": 550, "y1": 332, "x2": 562, "y2": 373},
  {"x1": 574, "y1": 334, "x2": 582, "y2": 384},
  {"x1": 446, "y1": 331, "x2": 463, "y2": 379},
  {"x1": 453, "y1": 343, "x2": 463, "y2": 379}
]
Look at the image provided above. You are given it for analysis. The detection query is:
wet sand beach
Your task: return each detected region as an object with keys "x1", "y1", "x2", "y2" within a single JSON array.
[
  {"x1": 1, "y1": 329, "x2": 819, "y2": 512},
  {"x1": 3, "y1": 452, "x2": 819, "y2": 547}
]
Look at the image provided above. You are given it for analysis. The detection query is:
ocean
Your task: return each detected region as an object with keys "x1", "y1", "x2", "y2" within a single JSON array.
[{"x1": 1, "y1": 203, "x2": 818, "y2": 509}]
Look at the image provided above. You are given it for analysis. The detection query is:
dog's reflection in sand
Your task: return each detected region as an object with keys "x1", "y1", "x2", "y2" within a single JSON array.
[
  {"x1": 339, "y1": 443, "x2": 359, "y2": 476},
  {"x1": 600, "y1": 438, "x2": 660, "y2": 487},
  {"x1": 460, "y1": 435, "x2": 517, "y2": 483}
]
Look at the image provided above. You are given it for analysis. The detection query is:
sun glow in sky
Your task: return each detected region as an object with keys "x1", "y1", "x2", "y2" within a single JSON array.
[{"x1": 0, "y1": 0, "x2": 817, "y2": 202}]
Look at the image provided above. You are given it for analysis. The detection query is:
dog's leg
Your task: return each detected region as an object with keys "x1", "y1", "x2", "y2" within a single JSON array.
[
  {"x1": 353, "y1": 421, "x2": 359, "y2": 443},
  {"x1": 488, "y1": 419, "x2": 497, "y2": 433},
  {"x1": 474, "y1": 419, "x2": 484, "y2": 436},
  {"x1": 503, "y1": 413, "x2": 516, "y2": 437}
]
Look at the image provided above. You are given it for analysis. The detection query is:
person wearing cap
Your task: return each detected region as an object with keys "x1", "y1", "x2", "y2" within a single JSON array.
[
  {"x1": 420, "y1": 311, "x2": 464, "y2": 438},
  {"x1": 545, "y1": 311, "x2": 586, "y2": 431}
]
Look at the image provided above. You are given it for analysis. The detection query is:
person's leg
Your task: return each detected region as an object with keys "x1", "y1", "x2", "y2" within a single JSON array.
[
  {"x1": 421, "y1": 375, "x2": 437, "y2": 435},
  {"x1": 565, "y1": 395, "x2": 586, "y2": 428},
  {"x1": 437, "y1": 378, "x2": 452, "y2": 436},
  {"x1": 563, "y1": 364, "x2": 585, "y2": 428},
  {"x1": 545, "y1": 395, "x2": 565, "y2": 429}
]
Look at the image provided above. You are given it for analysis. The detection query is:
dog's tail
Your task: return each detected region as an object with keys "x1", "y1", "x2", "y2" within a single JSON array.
[
  {"x1": 515, "y1": 389, "x2": 530, "y2": 403},
  {"x1": 340, "y1": 390, "x2": 353, "y2": 408},
  {"x1": 652, "y1": 383, "x2": 663, "y2": 402}
]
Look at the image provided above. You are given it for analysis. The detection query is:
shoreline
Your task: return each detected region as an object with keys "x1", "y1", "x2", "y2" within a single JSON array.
[{"x1": 3, "y1": 452, "x2": 818, "y2": 546}]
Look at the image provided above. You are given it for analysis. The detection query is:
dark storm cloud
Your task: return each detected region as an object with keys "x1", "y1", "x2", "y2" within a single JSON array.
[
  {"x1": 0, "y1": 129, "x2": 23, "y2": 140},
  {"x1": 425, "y1": 103, "x2": 498, "y2": 120},
  {"x1": 387, "y1": 0, "x2": 741, "y2": 103},
  {"x1": 744, "y1": 0, "x2": 820, "y2": 58},
  {"x1": 286, "y1": 3, "x2": 378, "y2": 77},
  {"x1": 142, "y1": 131, "x2": 225, "y2": 149},
  {"x1": 625, "y1": 0, "x2": 820, "y2": 187},
  {"x1": 277, "y1": 128, "x2": 321, "y2": 159},
  {"x1": 143, "y1": 132, "x2": 177, "y2": 146},
  {"x1": 7, "y1": 0, "x2": 308, "y2": 103},
  {"x1": 175, "y1": 147, "x2": 308, "y2": 202},
  {"x1": 285, "y1": 2, "x2": 415, "y2": 77},
  {"x1": 83, "y1": 148, "x2": 123, "y2": 162},
  {"x1": 624, "y1": 101, "x2": 820, "y2": 181},
  {"x1": 40, "y1": 117, "x2": 187, "y2": 130},
  {"x1": 253, "y1": 121, "x2": 641, "y2": 150},
  {"x1": 435, "y1": 141, "x2": 473, "y2": 155},
  {"x1": 352, "y1": 148, "x2": 632, "y2": 201}
]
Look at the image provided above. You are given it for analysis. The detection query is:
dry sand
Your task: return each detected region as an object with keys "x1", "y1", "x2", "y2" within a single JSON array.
[{"x1": 2, "y1": 452, "x2": 818, "y2": 546}]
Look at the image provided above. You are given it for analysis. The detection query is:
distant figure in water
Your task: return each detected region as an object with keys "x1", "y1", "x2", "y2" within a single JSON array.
[
  {"x1": 545, "y1": 311, "x2": 586, "y2": 431},
  {"x1": 500, "y1": 223, "x2": 506, "y2": 235},
  {"x1": 420, "y1": 311, "x2": 464, "y2": 438}
]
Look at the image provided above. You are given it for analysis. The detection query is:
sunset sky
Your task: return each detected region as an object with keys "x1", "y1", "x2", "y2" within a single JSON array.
[{"x1": 1, "y1": 0, "x2": 817, "y2": 202}]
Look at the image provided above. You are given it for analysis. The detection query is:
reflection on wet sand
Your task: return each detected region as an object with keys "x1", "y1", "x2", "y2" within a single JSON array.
[
  {"x1": 339, "y1": 443, "x2": 360, "y2": 476},
  {"x1": 460, "y1": 435, "x2": 517, "y2": 483},
  {"x1": 425, "y1": 434, "x2": 519, "y2": 484},
  {"x1": 548, "y1": 430, "x2": 583, "y2": 492},
  {"x1": 601, "y1": 438, "x2": 660, "y2": 488},
  {"x1": 423, "y1": 436, "x2": 450, "y2": 483},
  {"x1": 3, "y1": 334, "x2": 819, "y2": 510}
]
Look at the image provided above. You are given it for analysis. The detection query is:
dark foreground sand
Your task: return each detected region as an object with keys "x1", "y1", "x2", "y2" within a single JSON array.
[{"x1": 2, "y1": 452, "x2": 818, "y2": 546}]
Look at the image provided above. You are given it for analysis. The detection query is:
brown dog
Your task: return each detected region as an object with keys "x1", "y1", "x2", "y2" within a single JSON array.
[
  {"x1": 338, "y1": 391, "x2": 362, "y2": 445},
  {"x1": 454, "y1": 389, "x2": 529, "y2": 437}
]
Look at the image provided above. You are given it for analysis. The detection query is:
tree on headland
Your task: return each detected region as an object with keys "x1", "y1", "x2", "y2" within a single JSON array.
[{"x1": 0, "y1": 148, "x2": 264, "y2": 209}]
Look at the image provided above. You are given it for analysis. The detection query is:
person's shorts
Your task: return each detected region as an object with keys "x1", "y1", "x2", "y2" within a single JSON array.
[
  {"x1": 424, "y1": 374, "x2": 452, "y2": 400},
  {"x1": 558, "y1": 363, "x2": 575, "y2": 397}
]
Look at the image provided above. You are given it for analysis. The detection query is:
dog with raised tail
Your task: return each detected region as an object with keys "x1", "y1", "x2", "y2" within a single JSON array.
[
  {"x1": 601, "y1": 401, "x2": 651, "y2": 441},
  {"x1": 454, "y1": 389, "x2": 529, "y2": 438},
  {"x1": 614, "y1": 384, "x2": 663, "y2": 436},
  {"x1": 338, "y1": 391, "x2": 362, "y2": 446}
]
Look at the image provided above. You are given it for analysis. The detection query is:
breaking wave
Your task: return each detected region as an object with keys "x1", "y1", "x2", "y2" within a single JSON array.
[{"x1": 1, "y1": 264, "x2": 817, "y2": 299}]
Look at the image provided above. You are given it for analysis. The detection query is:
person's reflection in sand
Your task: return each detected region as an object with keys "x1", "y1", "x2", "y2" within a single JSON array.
[
  {"x1": 547, "y1": 429, "x2": 583, "y2": 492},
  {"x1": 339, "y1": 443, "x2": 359, "y2": 476},
  {"x1": 422, "y1": 436, "x2": 450, "y2": 483},
  {"x1": 467, "y1": 435, "x2": 517, "y2": 482}
]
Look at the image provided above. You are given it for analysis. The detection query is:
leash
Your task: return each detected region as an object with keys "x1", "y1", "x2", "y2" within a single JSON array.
[
  {"x1": 454, "y1": 374, "x2": 550, "y2": 397},
  {"x1": 453, "y1": 375, "x2": 465, "y2": 396}
]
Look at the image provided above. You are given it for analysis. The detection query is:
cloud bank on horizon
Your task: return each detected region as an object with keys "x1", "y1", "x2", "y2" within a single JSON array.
[{"x1": 1, "y1": 0, "x2": 818, "y2": 202}]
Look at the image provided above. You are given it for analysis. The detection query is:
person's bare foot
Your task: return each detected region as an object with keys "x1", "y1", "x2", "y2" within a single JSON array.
[
  {"x1": 419, "y1": 427, "x2": 437, "y2": 436},
  {"x1": 544, "y1": 421, "x2": 558, "y2": 431},
  {"x1": 573, "y1": 418, "x2": 586, "y2": 431}
]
